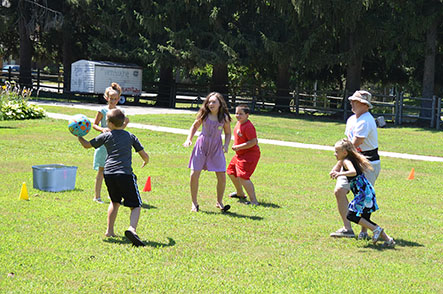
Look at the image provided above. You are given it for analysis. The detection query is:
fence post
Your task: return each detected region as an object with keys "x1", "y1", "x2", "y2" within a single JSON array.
[
  {"x1": 58, "y1": 68, "x2": 61, "y2": 93},
  {"x1": 37, "y1": 68, "x2": 40, "y2": 91},
  {"x1": 295, "y1": 88, "x2": 300, "y2": 115},
  {"x1": 7, "y1": 67, "x2": 11, "y2": 82},
  {"x1": 399, "y1": 92, "x2": 403, "y2": 125},
  {"x1": 437, "y1": 97, "x2": 442, "y2": 131},
  {"x1": 394, "y1": 92, "x2": 400, "y2": 125},
  {"x1": 430, "y1": 96, "x2": 436, "y2": 128}
]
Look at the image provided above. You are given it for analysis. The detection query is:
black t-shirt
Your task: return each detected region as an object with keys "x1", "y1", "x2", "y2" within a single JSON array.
[{"x1": 90, "y1": 129, "x2": 144, "y2": 175}]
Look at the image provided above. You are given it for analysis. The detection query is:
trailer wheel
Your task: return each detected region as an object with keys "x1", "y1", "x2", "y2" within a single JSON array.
[{"x1": 119, "y1": 95, "x2": 126, "y2": 104}]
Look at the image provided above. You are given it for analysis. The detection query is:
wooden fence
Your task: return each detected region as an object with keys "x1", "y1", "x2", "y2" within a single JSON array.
[{"x1": 1, "y1": 68, "x2": 442, "y2": 130}]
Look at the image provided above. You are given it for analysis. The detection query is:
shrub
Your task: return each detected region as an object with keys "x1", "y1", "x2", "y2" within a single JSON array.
[{"x1": 0, "y1": 82, "x2": 46, "y2": 120}]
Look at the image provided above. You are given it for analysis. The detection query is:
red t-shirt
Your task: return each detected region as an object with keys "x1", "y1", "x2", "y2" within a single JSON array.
[{"x1": 233, "y1": 120, "x2": 260, "y2": 155}]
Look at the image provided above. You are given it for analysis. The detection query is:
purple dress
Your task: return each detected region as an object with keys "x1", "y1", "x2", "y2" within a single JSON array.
[{"x1": 188, "y1": 118, "x2": 226, "y2": 172}]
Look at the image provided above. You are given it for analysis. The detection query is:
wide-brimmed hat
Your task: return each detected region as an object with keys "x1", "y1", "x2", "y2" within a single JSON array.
[{"x1": 348, "y1": 90, "x2": 373, "y2": 109}]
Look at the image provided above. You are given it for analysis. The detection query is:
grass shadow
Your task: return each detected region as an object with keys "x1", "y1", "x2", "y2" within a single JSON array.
[
  {"x1": 103, "y1": 236, "x2": 176, "y2": 248},
  {"x1": 231, "y1": 198, "x2": 281, "y2": 209},
  {"x1": 141, "y1": 203, "x2": 157, "y2": 209},
  {"x1": 258, "y1": 201, "x2": 280, "y2": 208},
  {"x1": 362, "y1": 238, "x2": 424, "y2": 251},
  {"x1": 144, "y1": 237, "x2": 176, "y2": 248},
  {"x1": 201, "y1": 210, "x2": 263, "y2": 221},
  {"x1": 0, "y1": 126, "x2": 17, "y2": 129}
]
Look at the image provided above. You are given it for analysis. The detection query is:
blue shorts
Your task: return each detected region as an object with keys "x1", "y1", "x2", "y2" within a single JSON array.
[
  {"x1": 93, "y1": 146, "x2": 107, "y2": 170},
  {"x1": 104, "y1": 173, "x2": 142, "y2": 207}
]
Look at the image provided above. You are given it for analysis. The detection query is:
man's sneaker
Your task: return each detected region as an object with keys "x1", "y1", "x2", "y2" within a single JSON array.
[
  {"x1": 358, "y1": 232, "x2": 369, "y2": 240},
  {"x1": 330, "y1": 228, "x2": 355, "y2": 238},
  {"x1": 382, "y1": 238, "x2": 396, "y2": 248},
  {"x1": 372, "y1": 226, "x2": 384, "y2": 244}
]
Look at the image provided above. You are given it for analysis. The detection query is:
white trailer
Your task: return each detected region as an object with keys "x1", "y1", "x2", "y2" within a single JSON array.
[{"x1": 71, "y1": 60, "x2": 142, "y2": 103}]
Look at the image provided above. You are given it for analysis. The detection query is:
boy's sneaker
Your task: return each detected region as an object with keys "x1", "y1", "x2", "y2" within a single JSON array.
[
  {"x1": 358, "y1": 232, "x2": 369, "y2": 240},
  {"x1": 372, "y1": 226, "x2": 384, "y2": 244},
  {"x1": 382, "y1": 238, "x2": 396, "y2": 248},
  {"x1": 330, "y1": 228, "x2": 355, "y2": 238},
  {"x1": 93, "y1": 198, "x2": 104, "y2": 204},
  {"x1": 125, "y1": 230, "x2": 145, "y2": 247}
]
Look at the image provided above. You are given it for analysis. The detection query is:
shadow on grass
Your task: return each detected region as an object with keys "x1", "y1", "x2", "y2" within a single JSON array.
[
  {"x1": 230, "y1": 198, "x2": 281, "y2": 208},
  {"x1": 103, "y1": 236, "x2": 176, "y2": 248},
  {"x1": 0, "y1": 126, "x2": 17, "y2": 129},
  {"x1": 362, "y1": 238, "x2": 424, "y2": 251},
  {"x1": 201, "y1": 210, "x2": 263, "y2": 221},
  {"x1": 258, "y1": 201, "x2": 280, "y2": 208},
  {"x1": 141, "y1": 203, "x2": 157, "y2": 209}
]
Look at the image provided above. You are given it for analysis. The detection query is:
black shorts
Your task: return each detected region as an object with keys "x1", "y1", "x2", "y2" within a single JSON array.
[{"x1": 104, "y1": 173, "x2": 142, "y2": 207}]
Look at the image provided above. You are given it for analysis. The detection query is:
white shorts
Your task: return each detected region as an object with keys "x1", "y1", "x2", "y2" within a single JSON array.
[{"x1": 335, "y1": 161, "x2": 381, "y2": 191}]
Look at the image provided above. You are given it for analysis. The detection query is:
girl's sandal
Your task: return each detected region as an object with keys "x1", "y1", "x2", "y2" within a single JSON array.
[
  {"x1": 216, "y1": 204, "x2": 231, "y2": 212},
  {"x1": 228, "y1": 192, "x2": 247, "y2": 199}
]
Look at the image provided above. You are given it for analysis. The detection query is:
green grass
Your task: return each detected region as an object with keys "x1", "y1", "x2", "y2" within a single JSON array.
[{"x1": 0, "y1": 113, "x2": 442, "y2": 293}]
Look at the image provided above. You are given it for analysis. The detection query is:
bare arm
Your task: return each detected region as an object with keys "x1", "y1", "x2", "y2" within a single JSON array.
[
  {"x1": 183, "y1": 119, "x2": 202, "y2": 147},
  {"x1": 92, "y1": 112, "x2": 109, "y2": 133},
  {"x1": 78, "y1": 136, "x2": 92, "y2": 149},
  {"x1": 352, "y1": 136, "x2": 365, "y2": 149},
  {"x1": 232, "y1": 138, "x2": 257, "y2": 152},
  {"x1": 138, "y1": 149, "x2": 149, "y2": 168},
  {"x1": 330, "y1": 159, "x2": 356, "y2": 179},
  {"x1": 222, "y1": 119, "x2": 231, "y2": 153},
  {"x1": 330, "y1": 161, "x2": 342, "y2": 173}
]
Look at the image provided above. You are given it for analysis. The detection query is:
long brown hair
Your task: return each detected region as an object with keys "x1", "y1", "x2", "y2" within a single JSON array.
[
  {"x1": 335, "y1": 139, "x2": 373, "y2": 172},
  {"x1": 196, "y1": 92, "x2": 231, "y2": 123}
]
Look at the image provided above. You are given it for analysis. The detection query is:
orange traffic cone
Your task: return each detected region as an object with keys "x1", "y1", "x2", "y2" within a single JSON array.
[
  {"x1": 19, "y1": 182, "x2": 29, "y2": 200},
  {"x1": 407, "y1": 168, "x2": 415, "y2": 180},
  {"x1": 143, "y1": 176, "x2": 151, "y2": 192}
]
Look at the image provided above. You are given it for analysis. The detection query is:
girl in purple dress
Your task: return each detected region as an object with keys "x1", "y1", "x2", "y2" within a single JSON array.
[{"x1": 183, "y1": 92, "x2": 232, "y2": 212}]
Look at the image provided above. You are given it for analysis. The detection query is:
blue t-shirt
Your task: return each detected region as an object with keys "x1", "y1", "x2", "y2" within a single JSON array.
[{"x1": 90, "y1": 129, "x2": 144, "y2": 175}]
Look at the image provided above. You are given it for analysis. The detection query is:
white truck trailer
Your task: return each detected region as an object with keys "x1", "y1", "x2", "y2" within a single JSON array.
[{"x1": 71, "y1": 60, "x2": 142, "y2": 103}]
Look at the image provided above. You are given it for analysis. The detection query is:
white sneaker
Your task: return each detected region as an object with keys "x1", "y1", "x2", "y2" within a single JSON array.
[
  {"x1": 382, "y1": 238, "x2": 396, "y2": 247},
  {"x1": 93, "y1": 198, "x2": 104, "y2": 204},
  {"x1": 330, "y1": 228, "x2": 355, "y2": 238}
]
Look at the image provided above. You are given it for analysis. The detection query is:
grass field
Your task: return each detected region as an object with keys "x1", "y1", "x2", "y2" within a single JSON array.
[{"x1": 0, "y1": 108, "x2": 442, "y2": 293}]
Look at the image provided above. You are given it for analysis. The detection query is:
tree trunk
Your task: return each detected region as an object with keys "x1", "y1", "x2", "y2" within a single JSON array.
[
  {"x1": 275, "y1": 62, "x2": 290, "y2": 112},
  {"x1": 62, "y1": 5, "x2": 73, "y2": 93},
  {"x1": 345, "y1": 32, "x2": 363, "y2": 94},
  {"x1": 420, "y1": 18, "x2": 438, "y2": 120},
  {"x1": 156, "y1": 65, "x2": 174, "y2": 108},
  {"x1": 18, "y1": 0, "x2": 33, "y2": 87},
  {"x1": 210, "y1": 63, "x2": 228, "y2": 95}
]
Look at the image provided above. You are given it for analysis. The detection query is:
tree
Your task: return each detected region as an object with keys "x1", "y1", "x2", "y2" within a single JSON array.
[{"x1": 420, "y1": 1, "x2": 442, "y2": 120}]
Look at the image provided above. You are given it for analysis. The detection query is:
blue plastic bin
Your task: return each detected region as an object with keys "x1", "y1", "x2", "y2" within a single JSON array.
[{"x1": 32, "y1": 164, "x2": 78, "y2": 192}]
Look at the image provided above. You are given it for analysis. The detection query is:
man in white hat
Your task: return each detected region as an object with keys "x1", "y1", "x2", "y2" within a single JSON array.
[{"x1": 329, "y1": 90, "x2": 381, "y2": 239}]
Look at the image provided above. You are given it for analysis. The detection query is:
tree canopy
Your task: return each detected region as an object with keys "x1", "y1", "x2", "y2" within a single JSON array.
[{"x1": 1, "y1": 0, "x2": 442, "y2": 100}]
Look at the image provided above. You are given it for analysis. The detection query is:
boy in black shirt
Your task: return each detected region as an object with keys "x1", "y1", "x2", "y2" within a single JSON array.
[{"x1": 78, "y1": 109, "x2": 149, "y2": 247}]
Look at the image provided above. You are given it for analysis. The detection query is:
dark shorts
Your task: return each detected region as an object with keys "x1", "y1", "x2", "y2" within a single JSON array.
[{"x1": 104, "y1": 173, "x2": 142, "y2": 207}]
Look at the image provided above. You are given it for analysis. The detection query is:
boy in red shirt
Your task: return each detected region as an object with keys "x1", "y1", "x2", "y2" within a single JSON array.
[{"x1": 227, "y1": 104, "x2": 260, "y2": 205}]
